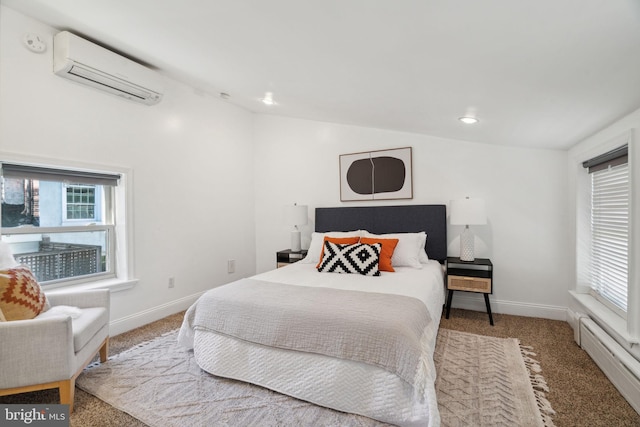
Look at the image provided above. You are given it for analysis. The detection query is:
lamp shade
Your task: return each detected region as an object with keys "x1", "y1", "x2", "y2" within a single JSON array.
[
  {"x1": 284, "y1": 204, "x2": 308, "y2": 226},
  {"x1": 450, "y1": 198, "x2": 487, "y2": 225}
]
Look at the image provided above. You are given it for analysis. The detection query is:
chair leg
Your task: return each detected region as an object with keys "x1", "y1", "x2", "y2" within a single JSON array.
[
  {"x1": 99, "y1": 337, "x2": 109, "y2": 363},
  {"x1": 59, "y1": 379, "x2": 75, "y2": 413}
]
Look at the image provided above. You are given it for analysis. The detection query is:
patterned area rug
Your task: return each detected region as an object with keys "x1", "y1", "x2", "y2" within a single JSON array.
[
  {"x1": 77, "y1": 329, "x2": 554, "y2": 427},
  {"x1": 434, "y1": 329, "x2": 555, "y2": 427}
]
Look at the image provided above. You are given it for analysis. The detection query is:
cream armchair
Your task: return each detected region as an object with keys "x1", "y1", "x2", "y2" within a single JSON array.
[{"x1": 0, "y1": 289, "x2": 110, "y2": 412}]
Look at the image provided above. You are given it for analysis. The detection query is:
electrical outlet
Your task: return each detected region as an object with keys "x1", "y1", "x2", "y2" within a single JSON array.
[
  {"x1": 227, "y1": 259, "x2": 236, "y2": 274},
  {"x1": 168, "y1": 277, "x2": 175, "y2": 288}
]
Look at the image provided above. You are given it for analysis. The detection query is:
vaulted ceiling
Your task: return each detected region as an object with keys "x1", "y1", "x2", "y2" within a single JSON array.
[{"x1": 3, "y1": 0, "x2": 640, "y2": 149}]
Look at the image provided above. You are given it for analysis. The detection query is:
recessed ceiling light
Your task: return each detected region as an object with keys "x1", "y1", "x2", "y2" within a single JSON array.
[
  {"x1": 261, "y1": 92, "x2": 275, "y2": 106},
  {"x1": 459, "y1": 116, "x2": 479, "y2": 124}
]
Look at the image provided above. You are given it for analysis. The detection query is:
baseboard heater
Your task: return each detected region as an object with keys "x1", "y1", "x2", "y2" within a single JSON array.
[{"x1": 576, "y1": 315, "x2": 640, "y2": 414}]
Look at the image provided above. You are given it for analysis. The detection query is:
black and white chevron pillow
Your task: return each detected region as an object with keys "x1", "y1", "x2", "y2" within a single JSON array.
[{"x1": 317, "y1": 241, "x2": 381, "y2": 276}]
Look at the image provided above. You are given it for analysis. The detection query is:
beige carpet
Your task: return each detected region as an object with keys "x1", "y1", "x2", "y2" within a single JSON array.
[
  {"x1": 76, "y1": 328, "x2": 554, "y2": 427},
  {"x1": 3, "y1": 309, "x2": 638, "y2": 426}
]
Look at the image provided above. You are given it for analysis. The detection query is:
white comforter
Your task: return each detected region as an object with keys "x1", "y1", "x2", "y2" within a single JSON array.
[{"x1": 179, "y1": 260, "x2": 445, "y2": 427}]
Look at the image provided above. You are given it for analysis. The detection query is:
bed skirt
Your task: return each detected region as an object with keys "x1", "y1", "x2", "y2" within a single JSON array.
[{"x1": 191, "y1": 329, "x2": 440, "y2": 427}]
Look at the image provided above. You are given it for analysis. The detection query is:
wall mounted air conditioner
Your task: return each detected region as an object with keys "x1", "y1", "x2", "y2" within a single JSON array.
[{"x1": 53, "y1": 31, "x2": 163, "y2": 105}]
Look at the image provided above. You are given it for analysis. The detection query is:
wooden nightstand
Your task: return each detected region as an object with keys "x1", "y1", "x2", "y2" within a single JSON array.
[
  {"x1": 445, "y1": 257, "x2": 494, "y2": 325},
  {"x1": 276, "y1": 249, "x2": 308, "y2": 268}
]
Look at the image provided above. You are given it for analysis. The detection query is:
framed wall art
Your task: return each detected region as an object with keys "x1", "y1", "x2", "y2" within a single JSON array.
[{"x1": 339, "y1": 147, "x2": 413, "y2": 201}]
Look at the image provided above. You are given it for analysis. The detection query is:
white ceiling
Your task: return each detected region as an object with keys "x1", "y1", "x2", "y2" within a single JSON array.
[{"x1": 3, "y1": 0, "x2": 640, "y2": 150}]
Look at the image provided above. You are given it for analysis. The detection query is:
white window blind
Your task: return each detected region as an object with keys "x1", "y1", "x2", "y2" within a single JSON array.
[
  {"x1": 1, "y1": 163, "x2": 120, "y2": 186},
  {"x1": 590, "y1": 160, "x2": 629, "y2": 314}
]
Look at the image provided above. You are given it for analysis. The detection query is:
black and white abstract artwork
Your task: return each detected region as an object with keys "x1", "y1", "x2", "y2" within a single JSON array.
[{"x1": 339, "y1": 147, "x2": 413, "y2": 201}]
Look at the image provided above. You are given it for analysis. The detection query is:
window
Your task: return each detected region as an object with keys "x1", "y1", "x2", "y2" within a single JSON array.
[
  {"x1": 65, "y1": 184, "x2": 97, "y2": 220},
  {"x1": 1, "y1": 163, "x2": 120, "y2": 287},
  {"x1": 583, "y1": 145, "x2": 629, "y2": 317}
]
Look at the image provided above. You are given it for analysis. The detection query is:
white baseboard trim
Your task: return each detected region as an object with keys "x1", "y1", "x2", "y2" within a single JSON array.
[
  {"x1": 109, "y1": 291, "x2": 204, "y2": 336},
  {"x1": 449, "y1": 293, "x2": 567, "y2": 321}
]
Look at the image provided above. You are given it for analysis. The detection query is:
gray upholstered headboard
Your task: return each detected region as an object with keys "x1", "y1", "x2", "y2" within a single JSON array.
[{"x1": 315, "y1": 205, "x2": 447, "y2": 263}]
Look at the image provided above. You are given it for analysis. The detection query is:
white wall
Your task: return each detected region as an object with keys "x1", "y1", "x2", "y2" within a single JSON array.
[
  {"x1": 0, "y1": 6, "x2": 257, "y2": 333},
  {"x1": 254, "y1": 115, "x2": 571, "y2": 319},
  {"x1": 0, "y1": 5, "x2": 574, "y2": 327}
]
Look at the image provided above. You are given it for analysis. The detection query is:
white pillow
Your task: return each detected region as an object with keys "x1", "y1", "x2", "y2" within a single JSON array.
[
  {"x1": 301, "y1": 230, "x2": 364, "y2": 264},
  {"x1": 418, "y1": 231, "x2": 429, "y2": 263},
  {"x1": 0, "y1": 242, "x2": 18, "y2": 270},
  {"x1": 362, "y1": 231, "x2": 425, "y2": 269}
]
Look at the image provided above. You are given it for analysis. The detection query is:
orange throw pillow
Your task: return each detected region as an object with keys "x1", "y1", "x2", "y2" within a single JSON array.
[
  {"x1": 360, "y1": 237, "x2": 399, "y2": 272},
  {"x1": 316, "y1": 236, "x2": 361, "y2": 268},
  {"x1": 0, "y1": 265, "x2": 48, "y2": 321}
]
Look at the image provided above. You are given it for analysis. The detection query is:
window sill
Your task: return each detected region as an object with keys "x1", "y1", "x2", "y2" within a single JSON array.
[
  {"x1": 45, "y1": 277, "x2": 138, "y2": 295},
  {"x1": 570, "y1": 290, "x2": 638, "y2": 345}
]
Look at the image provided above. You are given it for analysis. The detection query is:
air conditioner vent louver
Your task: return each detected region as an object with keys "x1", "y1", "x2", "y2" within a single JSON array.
[
  {"x1": 53, "y1": 31, "x2": 163, "y2": 105},
  {"x1": 67, "y1": 65, "x2": 158, "y2": 102}
]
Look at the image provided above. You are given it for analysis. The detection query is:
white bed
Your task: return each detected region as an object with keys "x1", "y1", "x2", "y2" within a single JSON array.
[{"x1": 179, "y1": 205, "x2": 448, "y2": 426}]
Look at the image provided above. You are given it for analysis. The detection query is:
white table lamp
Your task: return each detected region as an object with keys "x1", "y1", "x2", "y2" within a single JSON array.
[
  {"x1": 285, "y1": 203, "x2": 308, "y2": 252},
  {"x1": 450, "y1": 197, "x2": 487, "y2": 261}
]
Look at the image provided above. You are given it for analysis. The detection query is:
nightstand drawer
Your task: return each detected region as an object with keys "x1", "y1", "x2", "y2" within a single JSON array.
[{"x1": 448, "y1": 275, "x2": 492, "y2": 293}]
